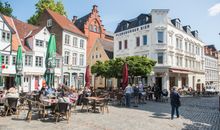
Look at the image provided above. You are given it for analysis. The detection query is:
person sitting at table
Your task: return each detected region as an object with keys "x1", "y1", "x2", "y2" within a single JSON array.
[
  {"x1": 45, "y1": 86, "x2": 54, "y2": 96},
  {"x1": 6, "y1": 86, "x2": 19, "y2": 98},
  {"x1": 68, "y1": 89, "x2": 78, "y2": 103}
]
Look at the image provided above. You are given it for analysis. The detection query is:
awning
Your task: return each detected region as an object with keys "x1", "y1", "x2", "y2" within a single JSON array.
[{"x1": 169, "y1": 69, "x2": 190, "y2": 74}]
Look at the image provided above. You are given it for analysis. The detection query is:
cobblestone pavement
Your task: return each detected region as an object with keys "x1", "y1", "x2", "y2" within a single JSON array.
[{"x1": 0, "y1": 96, "x2": 219, "y2": 130}]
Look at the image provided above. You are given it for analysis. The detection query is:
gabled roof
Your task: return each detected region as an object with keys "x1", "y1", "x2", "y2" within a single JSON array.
[
  {"x1": 2, "y1": 15, "x2": 22, "y2": 51},
  {"x1": 97, "y1": 38, "x2": 114, "y2": 59},
  {"x1": 46, "y1": 9, "x2": 86, "y2": 38},
  {"x1": 0, "y1": 13, "x2": 15, "y2": 33},
  {"x1": 13, "y1": 18, "x2": 39, "y2": 51},
  {"x1": 74, "y1": 13, "x2": 91, "y2": 32}
]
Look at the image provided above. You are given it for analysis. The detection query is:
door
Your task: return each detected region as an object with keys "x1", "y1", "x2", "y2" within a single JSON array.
[
  {"x1": 156, "y1": 77, "x2": 162, "y2": 91},
  {"x1": 169, "y1": 77, "x2": 175, "y2": 90},
  {"x1": 23, "y1": 76, "x2": 30, "y2": 92}
]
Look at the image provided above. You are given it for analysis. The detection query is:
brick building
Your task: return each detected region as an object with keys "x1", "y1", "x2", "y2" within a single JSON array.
[{"x1": 73, "y1": 5, "x2": 115, "y2": 88}]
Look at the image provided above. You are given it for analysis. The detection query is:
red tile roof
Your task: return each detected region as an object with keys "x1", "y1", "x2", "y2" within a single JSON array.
[
  {"x1": 46, "y1": 9, "x2": 86, "y2": 38},
  {"x1": 13, "y1": 18, "x2": 39, "y2": 51}
]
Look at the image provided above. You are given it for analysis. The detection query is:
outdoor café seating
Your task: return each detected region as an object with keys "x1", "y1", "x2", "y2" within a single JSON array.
[
  {"x1": 5, "y1": 98, "x2": 19, "y2": 117},
  {"x1": 54, "y1": 102, "x2": 70, "y2": 123}
]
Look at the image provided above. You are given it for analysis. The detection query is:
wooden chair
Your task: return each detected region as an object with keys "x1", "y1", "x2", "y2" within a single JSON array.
[
  {"x1": 99, "y1": 98, "x2": 109, "y2": 114},
  {"x1": 54, "y1": 102, "x2": 70, "y2": 123},
  {"x1": 16, "y1": 96, "x2": 27, "y2": 118},
  {"x1": 81, "y1": 98, "x2": 90, "y2": 112},
  {"x1": 26, "y1": 99, "x2": 45, "y2": 122},
  {"x1": 5, "y1": 98, "x2": 18, "y2": 117}
]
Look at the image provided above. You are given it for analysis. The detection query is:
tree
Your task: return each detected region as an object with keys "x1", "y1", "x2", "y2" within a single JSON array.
[
  {"x1": 91, "y1": 56, "x2": 156, "y2": 86},
  {"x1": 28, "y1": 0, "x2": 66, "y2": 25},
  {"x1": 125, "y1": 56, "x2": 156, "y2": 83},
  {"x1": 0, "y1": 1, "x2": 13, "y2": 17}
]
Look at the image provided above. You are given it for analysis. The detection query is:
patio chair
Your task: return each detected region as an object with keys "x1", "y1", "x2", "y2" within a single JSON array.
[
  {"x1": 99, "y1": 98, "x2": 109, "y2": 114},
  {"x1": 109, "y1": 92, "x2": 117, "y2": 105},
  {"x1": 16, "y1": 95, "x2": 27, "y2": 118},
  {"x1": 81, "y1": 98, "x2": 90, "y2": 112},
  {"x1": 5, "y1": 98, "x2": 18, "y2": 117},
  {"x1": 26, "y1": 99, "x2": 45, "y2": 122},
  {"x1": 116, "y1": 93, "x2": 125, "y2": 106},
  {"x1": 54, "y1": 102, "x2": 70, "y2": 123}
]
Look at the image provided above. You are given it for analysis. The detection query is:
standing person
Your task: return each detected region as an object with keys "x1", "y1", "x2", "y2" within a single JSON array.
[
  {"x1": 170, "y1": 87, "x2": 181, "y2": 120},
  {"x1": 133, "y1": 84, "x2": 139, "y2": 107},
  {"x1": 138, "y1": 82, "x2": 144, "y2": 103},
  {"x1": 124, "y1": 83, "x2": 133, "y2": 107}
]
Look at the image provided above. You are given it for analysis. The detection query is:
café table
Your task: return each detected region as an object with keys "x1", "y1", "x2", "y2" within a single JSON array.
[{"x1": 85, "y1": 97, "x2": 105, "y2": 113}]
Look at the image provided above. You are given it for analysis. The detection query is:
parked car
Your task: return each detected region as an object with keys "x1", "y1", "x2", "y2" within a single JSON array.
[{"x1": 205, "y1": 86, "x2": 219, "y2": 95}]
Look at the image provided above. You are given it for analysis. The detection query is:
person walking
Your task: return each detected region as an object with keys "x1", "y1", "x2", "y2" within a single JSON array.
[
  {"x1": 124, "y1": 83, "x2": 133, "y2": 107},
  {"x1": 170, "y1": 87, "x2": 181, "y2": 120}
]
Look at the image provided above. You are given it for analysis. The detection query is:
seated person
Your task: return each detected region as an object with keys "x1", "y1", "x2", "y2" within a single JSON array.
[{"x1": 6, "y1": 86, "x2": 19, "y2": 98}]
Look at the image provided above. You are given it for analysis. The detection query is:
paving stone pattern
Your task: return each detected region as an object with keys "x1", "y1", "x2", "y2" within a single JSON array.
[{"x1": 0, "y1": 96, "x2": 219, "y2": 130}]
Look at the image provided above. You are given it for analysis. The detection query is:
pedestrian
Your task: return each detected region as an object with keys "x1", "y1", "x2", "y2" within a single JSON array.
[
  {"x1": 133, "y1": 84, "x2": 139, "y2": 107},
  {"x1": 124, "y1": 83, "x2": 133, "y2": 107},
  {"x1": 170, "y1": 86, "x2": 181, "y2": 120}
]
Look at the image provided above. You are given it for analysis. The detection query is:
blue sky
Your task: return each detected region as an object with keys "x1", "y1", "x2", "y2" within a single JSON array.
[{"x1": 3, "y1": 0, "x2": 220, "y2": 50}]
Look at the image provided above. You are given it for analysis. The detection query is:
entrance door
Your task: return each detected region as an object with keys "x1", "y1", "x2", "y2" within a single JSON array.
[
  {"x1": 23, "y1": 76, "x2": 31, "y2": 92},
  {"x1": 5, "y1": 77, "x2": 15, "y2": 89},
  {"x1": 156, "y1": 77, "x2": 162, "y2": 91}
]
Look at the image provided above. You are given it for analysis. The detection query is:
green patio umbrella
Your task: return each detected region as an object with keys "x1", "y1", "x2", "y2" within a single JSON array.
[
  {"x1": 44, "y1": 34, "x2": 56, "y2": 87},
  {"x1": 15, "y1": 45, "x2": 23, "y2": 87}
]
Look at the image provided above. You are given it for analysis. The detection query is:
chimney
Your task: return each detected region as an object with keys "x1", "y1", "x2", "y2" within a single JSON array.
[
  {"x1": 92, "y1": 5, "x2": 98, "y2": 13},
  {"x1": 72, "y1": 16, "x2": 77, "y2": 23}
]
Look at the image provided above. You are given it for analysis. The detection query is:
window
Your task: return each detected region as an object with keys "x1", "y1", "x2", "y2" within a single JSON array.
[
  {"x1": 124, "y1": 40, "x2": 128, "y2": 49},
  {"x1": 73, "y1": 37, "x2": 77, "y2": 47},
  {"x1": 56, "y1": 59, "x2": 60, "y2": 68},
  {"x1": 136, "y1": 37, "x2": 140, "y2": 47},
  {"x1": 12, "y1": 56, "x2": 16, "y2": 65},
  {"x1": 35, "y1": 56, "x2": 43, "y2": 67},
  {"x1": 119, "y1": 41, "x2": 122, "y2": 50},
  {"x1": 80, "y1": 39, "x2": 84, "y2": 48},
  {"x1": 1, "y1": 55, "x2": 9, "y2": 65},
  {"x1": 157, "y1": 32, "x2": 164, "y2": 43},
  {"x1": 93, "y1": 25, "x2": 97, "y2": 32},
  {"x1": 143, "y1": 35, "x2": 147, "y2": 45},
  {"x1": 2, "y1": 31, "x2": 10, "y2": 41},
  {"x1": 47, "y1": 19, "x2": 52, "y2": 27},
  {"x1": 79, "y1": 54, "x2": 84, "y2": 66},
  {"x1": 97, "y1": 27, "x2": 101, "y2": 33},
  {"x1": 64, "y1": 34, "x2": 70, "y2": 45},
  {"x1": 25, "y1": 55, "x2": 33, "y2": 66},
  {"x1": 72, "y1": 53, "x2": 77, "y2": 65},
  {"x1": 89, "y1": 25, "x2": 93, "y2": 31},
  {"x1": 185, "y1": 59, "x2": 188, "y2": 68},
  {"x1": 64, "y1": 51, "x2": 70, "y2": 64},
  {"x1": 35, "y1": 39, "x2": 44, "y2": 47},
  {"x1": 157, "y1": 53, "x2": 163, "y2": 64}
]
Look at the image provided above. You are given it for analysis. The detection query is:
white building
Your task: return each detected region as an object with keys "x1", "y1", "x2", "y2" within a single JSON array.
[
  {"x1": 38, "y1": 9, "x2": 87, "y2": 88},
  {"x1": 0, "y1": 14, "x2": 17, "y2": 88},
  {"x1": 114, "y1": 9, "x2": 205, "y2": 93},
  {"x1": 204, "y1": 45, "x2": 218, "y2": 90},
  {"x1": 0, "y1": 14, "x2": 62, "y2": 91}
]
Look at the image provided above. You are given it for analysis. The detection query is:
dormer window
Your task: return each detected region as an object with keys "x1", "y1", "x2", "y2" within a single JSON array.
[{"x1": 47, "y1": 19, "x2": 52, "y2": 27}]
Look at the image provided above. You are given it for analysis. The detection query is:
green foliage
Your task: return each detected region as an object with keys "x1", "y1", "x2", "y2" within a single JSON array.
[
  {"x1": 91, "y1": 56, "x2": 156, "y2": 80},
  {"x1": 28, "y1": 0, "x2": 66, "y2": 25},
  {"x1": 0, "y1": 1, "x2": 13, "y2": 17}
]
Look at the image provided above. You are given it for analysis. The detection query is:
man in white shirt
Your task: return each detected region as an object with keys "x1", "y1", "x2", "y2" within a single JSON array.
[{"x1": 124, "y1": 84, "x2": 133, "y2": 107}]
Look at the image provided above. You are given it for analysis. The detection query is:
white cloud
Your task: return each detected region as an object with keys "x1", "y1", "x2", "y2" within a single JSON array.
[{"x1": 208, "y1": 3, "x2": 220, "y2": 16}]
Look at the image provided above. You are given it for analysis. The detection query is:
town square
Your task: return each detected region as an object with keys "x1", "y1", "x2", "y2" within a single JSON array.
[{"x1": 0, "y1": 0, "x2": 220, "y2": 130}]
